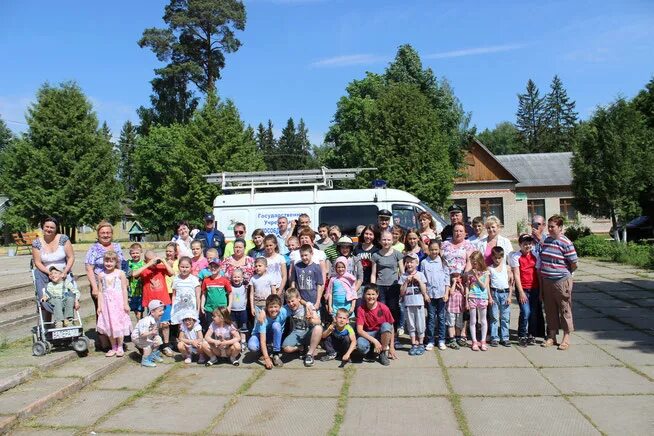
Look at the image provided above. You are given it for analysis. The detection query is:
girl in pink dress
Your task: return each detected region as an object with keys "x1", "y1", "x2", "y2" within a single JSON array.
[{"x1": 96, "y1": 251, "x2": 133, "y2": 357}]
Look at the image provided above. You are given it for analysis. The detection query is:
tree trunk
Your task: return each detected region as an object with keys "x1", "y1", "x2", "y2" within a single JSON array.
[
  {"x1": 70, "y1": 226, "x2": 77, "y2": 244},
  {"x1": 610, "y1": 208, "x2": 620, "y2": 242}
]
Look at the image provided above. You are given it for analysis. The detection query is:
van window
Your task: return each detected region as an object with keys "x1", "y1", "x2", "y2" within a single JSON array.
[
  {"x1": 392, "y1": 204, "x2": 418, "y2": 229},
  {"x1": 319, "y1": 205, "x2": 379, "y2": 236}
]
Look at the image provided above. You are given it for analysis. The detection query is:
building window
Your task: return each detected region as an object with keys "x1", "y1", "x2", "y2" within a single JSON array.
[
  {"x1": 319, "y1": 205, "x2": 379, "y2": 237},
  {"x1": 451, "y1": 199, "x2": 469, "y2": 221},
  {"x1": 527, "y1": 199, "x2": 545, "y2": 222},
  {"x1": 560, "y1": 198, "x2": 577, "y2": 221},
  {"x1": 480, "y1": 197, "x2": 504, "y2": 224}
]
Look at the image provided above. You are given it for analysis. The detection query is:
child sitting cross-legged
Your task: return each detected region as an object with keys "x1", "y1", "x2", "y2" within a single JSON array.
[
  {"x1": 280, "y1": 287, "x2": 323, "y2": 367},
  {"x1": 321, "y1": 308, "x2": 357, "y2": 364},
  {"x1": 202, "y1": 307, "x2": 242, "y2": 366}
]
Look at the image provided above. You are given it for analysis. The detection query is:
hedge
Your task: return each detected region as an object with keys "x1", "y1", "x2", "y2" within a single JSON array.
[{"x1": 575, "y1": 235, "x2": 654, "y2": 269}]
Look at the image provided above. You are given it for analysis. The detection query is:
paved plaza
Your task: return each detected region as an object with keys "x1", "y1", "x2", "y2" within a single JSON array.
[{"x1": 0, "y1": 258, "x2": 653, "y2": 435}]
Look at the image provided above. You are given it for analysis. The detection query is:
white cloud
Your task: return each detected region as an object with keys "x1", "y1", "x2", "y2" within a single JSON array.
[
  {"x1": 310, "y1": 54, "x2": 387, "y2": 68},
  {"x1": 424, "y1": 43, "x2": 526, "y2": 60}
]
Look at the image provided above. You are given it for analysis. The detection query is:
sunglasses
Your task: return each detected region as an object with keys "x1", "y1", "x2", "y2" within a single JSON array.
[
  {"x1": 234, "y1": 230, "x2": 245, "y2": 235},
  {"x1": 531, "y1": 223, "x2": 543, "y2": 228}
]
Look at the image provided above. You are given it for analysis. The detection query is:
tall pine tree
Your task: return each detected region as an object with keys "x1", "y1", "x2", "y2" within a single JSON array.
[
  {"x1": 516, "y1": 79, "x2": 546, "y2": 152},
  {"x1": 295, "y1": 119, "x2": 312, "y2": 169},
  {"x1": 542, "y1": 75, "x2": 578, "y2": 152},
  {"x1": 276, "y1": 118, "x2": 299, "y2": 171},
  {"x1": 118, "y1": 121, "x2": 139, "y2": 198},
  {"x1": 256, "y1": 120, "x2": 277, "y2": 170},
  {"x1": 0, "y1": 117, "x2": 13, "y2": 152}
]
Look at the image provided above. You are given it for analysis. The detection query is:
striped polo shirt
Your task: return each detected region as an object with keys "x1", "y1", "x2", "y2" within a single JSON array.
[{"x1": 539, "y1": 236, "x2": 578, "y2": 280}]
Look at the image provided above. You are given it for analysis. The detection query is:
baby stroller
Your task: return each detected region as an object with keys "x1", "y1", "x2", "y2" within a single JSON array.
[{"x1": 30, "y1": 267, "x2": 90, "y2": 356}]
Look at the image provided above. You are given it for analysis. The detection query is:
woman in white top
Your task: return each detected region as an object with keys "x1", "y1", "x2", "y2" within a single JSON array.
[
  {"x1": 476, "y1": 216, "x2": 514, "y2": 267},
  {"x1": 173, "y1": 220, "x2": 194, "y2": 258}
]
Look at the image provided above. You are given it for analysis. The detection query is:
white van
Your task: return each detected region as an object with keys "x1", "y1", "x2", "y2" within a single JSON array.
[{"x1": 205, "y1": 168, "x2": 447, "y2": 237}]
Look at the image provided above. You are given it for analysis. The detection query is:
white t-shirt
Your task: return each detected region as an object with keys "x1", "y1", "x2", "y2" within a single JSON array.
[
  {"x1": 250, "y1": 273, "x2": 276, "y2": 304},
  {"x1": 230, "y1": 284, "x2": 247, "y2": 312},
  {"x1": 265, "y1": 253, "x2": 286, "y2": 287},
  {"x1": 171, "y1": 274, "x2": 200, "y2": 324},
  {"x1": 180, "y1": 322, "x2": 202, "y2": 341},
  {"x1": 488, "y1": 264, "x2": 510, "y2": 290}
]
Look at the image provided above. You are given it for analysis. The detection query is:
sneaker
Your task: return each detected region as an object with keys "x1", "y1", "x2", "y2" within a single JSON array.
[
  {"x1": 116, "y1": 348, "x2": 124, "y2": 358},
  {"x1": 198, "y1": 356, "x2": 207, "y2": 365},
  {"x1": 151, "y1": 351, "x2": 164, "y2": 363},
  {"x1": 527, "y1": 336, "x2": 536, "y2": 346},
  {"x1": 480, "y1": 341, "x2": 488, "y2": 351},
  {"x1": 408, "y1": 345, "x2": 417, "y2": 356},
  {"x1": 471, "y1": 342, "x2": 480, "y2": 351},
  {"x1": 490, "y1": 340, "x2": 499, "y2": 347},
  {"x1": 457, "y1": 338, "x2": 468, "y2": 348},
  {"x1": 425, "y1": 343, "x2": 434, "y2": 351},
  {"x1": 519, "y1": 337, "x2": 528, "y2": 348},
  {"x1": 397, "y1": 327, "x2": 405, "y2": 336},
  {"x1": 500, "y1": 340, "x2": 512, "y2": 348},
  {"x1": 272, "y1": 353, "x2": 283, "y2": 367},
  {"x1": 241, "y1": 341, "x2": 248, "y2": 353},
  {"x1": 394, "y1": 340, "x2": 402, "y2": 350},
  {"x1": 162, "y1": 347, "x2": 174, "y2": 357},
  {"x1": 304, "y1": 354, "x2": 314, "y2": 367},
  {"x1": 447, "y1": 340, "x2": 460, "y2": 350},
  {"x1": 321, "y1": 352, "x2": 337, "y2": 362},
  {"x1": 231, "y1": 354, "x2": 241, "y2": 366},
  {"x1": 379, "y1": 350, "x2": 390, "y2": 366},
  {"x1": 184, "y1": 357, "x2": 192, "y2": 364},
  {"x1": 205, "y1": 356, "x2": 218, "y2": 366},
  {"x1": 105, "y1": 349, "x2": 117, "y2": 357},
  {"x1": 416, "y1": 345, "x2": 425, "y2": 355},
  {"x1": 141, "y1": 357, "x2": 156, "y2": 368},
  {"x1": 364, "y1": 352, "x2": 376, "y2": 363},
  {"x1": 438, "y1": 341, "x2": 447, "y2": 351}
]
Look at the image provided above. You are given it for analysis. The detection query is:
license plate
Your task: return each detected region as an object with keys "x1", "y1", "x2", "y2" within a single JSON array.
[{"x1": 52, "y1": 328, "x2": 78, "y2": 339}]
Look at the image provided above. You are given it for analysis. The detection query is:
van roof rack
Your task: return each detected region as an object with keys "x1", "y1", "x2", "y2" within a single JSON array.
[{"x1": 205, "y1": 167, "x2": 376, "y2": 192}]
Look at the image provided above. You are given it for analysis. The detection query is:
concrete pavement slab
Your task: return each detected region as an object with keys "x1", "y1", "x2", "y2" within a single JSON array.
[
  {"x1": 573, "y1": 329, "x2": 654, "y2": 347},
  {"x1": 572, "y1": 307, "x2": 605, "y2": 319},
  {"x1": 590, "y1": 282, "x2": 642, "y2": 292},
  {"x1": 340, "y1": 397, "x2": 461, "y2": 436},
  {"x1": 449, "y1": 368, "x2": 558, "y2": 396},
  {"x1": 32, "y1": 388, "x2": 132, "y2": 428},
  {"x1": 97, "y1": 393, "x2": 227, "y2": 433},
  {"x1": 603, "y1": 290, "x2": 654, "y2": 300},
  {"x1": 541, "y1": 367, "x2": 654, "y2": 395},
  {"x1": 580, "y1": 298, "x2": 639, "y2": 308},
  {"x1": 624, "y1": 279, "x2": 654, "y2": 290},
  {"x1": 94, "y1": 361, "x2": 172, "y2": 391},
  {"x1": 48, "y1": 355, "x2": 123, "y2": 379},
  {"x1": 597, "y1": 307, "x2": 653, "y2": 318},
  {"x1": 570, "y1": 395, "x2": 654, "y2": 436},
  {"x1": 440, "y1": 346, "x2": 533, "y2": 368},
  {"x1": 0, "y1": 367, "x2": 33, "y2": 393},
  {"x1": 619, "y1": 316, "x2": 654, "y2": 330},
  {"x1": 573, "y1": 317, "x2": 633, "y2": 331},
  {"x1": 519, "y1": 344, "x2": 622, "y2": 367},
  {"x1": 600, "y1": 345, "x2": 654, "y2": 366},
  {"x1": 636, "y1": 366, "x2": 654, "y2": 379},
  {"x1": 248, "y1": 368, "x2": 343, "y2": 397},
  {"x1": 154, "y1": 366, "x2": 255, "y2": 396},
  {"x1": 349, "y1": 367, "x2": 448, "y2": 397},
  {"x1": 9, "y1": 428, "x2": 73, "y2": 436},
  {"x1": 353, "y1": 349, "x2": 439, "y2": 368},
  {"x1": 633, "y1": 298, "x2": 654, "y2": 307},
  {"x1": 462, "y1": 396, "x2": 599, "y2": 436},
  {"x1": 212, "y1": 396, "x2": 337, "y2": 435},
  {"x1": 0, "y1": 377, "x2": 80, "y2": 415},
  {"x1": 0, "y1": 348, "x2": 77, "y2": 369}
]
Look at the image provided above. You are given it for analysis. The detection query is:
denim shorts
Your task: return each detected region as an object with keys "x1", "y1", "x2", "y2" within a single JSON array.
[
  {"x1": 231, "y1": 310, "x2": 248, "y2": 332},
  {"x1": 128, "y1": 296, "x2": 143, "y2": 313},
  {"x1": 282, "y1": 328, "x2": 312, "y2": 348},
  {"x1": 160, "y1": 304, "x2": 172, "y2": 323}
]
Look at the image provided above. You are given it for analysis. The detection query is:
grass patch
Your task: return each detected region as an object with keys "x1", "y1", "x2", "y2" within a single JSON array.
[
  {"x1": 436, "y1": 351, "x2": 472, "y2": 436},
  {"x1": 328, "y1": 365, "x2": 355, "y2": 436}
]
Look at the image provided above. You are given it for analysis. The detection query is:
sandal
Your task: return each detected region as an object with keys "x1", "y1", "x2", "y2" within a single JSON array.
[
  {"x1": 116, "y1": 348, "x2": 124, "y2": 357},
  {"x1": 541, "y1": 338, "x2": 555, "y2": 348},
  {"x1": 480, "y1": 342, "x2": 488, "y2": 351},
  {"x1": 557, "y1": 342, "x2": 570, "y2": 351},
  {"x1": 471, "y1": 342, "x2": 480, "y2": 351},
  {"x1": 105, "y1": 349, "x2": 116, "y2": 357}
]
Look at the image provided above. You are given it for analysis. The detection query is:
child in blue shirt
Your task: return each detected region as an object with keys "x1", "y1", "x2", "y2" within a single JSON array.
[
  {"x1": 248, "y1": 294, "x2": 289, "y2": 369},
  {"x1": 421, "y1": 240, "x2": 450, "y2": 351}
]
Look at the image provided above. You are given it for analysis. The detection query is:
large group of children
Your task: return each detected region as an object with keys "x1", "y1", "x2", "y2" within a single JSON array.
[{"x1": 87, "y1": 211, "x2": 555, "y2": 369}]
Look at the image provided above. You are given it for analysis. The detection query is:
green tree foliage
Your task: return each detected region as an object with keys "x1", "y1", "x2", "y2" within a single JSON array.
[
  {"x1": 276, "y1": 118, "x2": 313, "y2": 170},
  {"x1": 138, "y1": 0, "x2": 246, "y2": 93},
  {"x1": 571, "y1": 98, "x2": 653, "y2": 229},
  {"x1": 325, "y1": 45, "x2": 458, "y2": 207},
  {"x1": 132, "y1": 93, "x2": 264, "y2": 237},
  {"x1": 633, "y1": 76, "x2": 654, "y2": 129},
  {"x1": 516, "y1": 79, "x2": 546, "y2": 152},
  {"x1": 477, "y1": 122, "x2": 525, "y2": 155},
  {"x1": 136, "y1": 68, "x2": 199, "y2": 135},
  {"x1": 118, "y1": 121, "x2": 139, "y2": 198},
  {"x1": 327, "y1": 82, "x2": 454, "y2": 207},
  {"x1": 632, "y1": 76, "x2": 654, "y2": 216},
  {"x1": 542, "y1": 75, "x2": 578, "y2": 152},
  {"x1": 0, "y1": 117, "x2": 13, "y2": 151},
  {"x1": 256, "y1": 120, "x2": 277, "y2": 170},
  {"x1": 0, "y1": 82, "x2": 122, "y2": 239},
  {"x1": 383, "y1": 44, "x2": 470, "y2": 169}
]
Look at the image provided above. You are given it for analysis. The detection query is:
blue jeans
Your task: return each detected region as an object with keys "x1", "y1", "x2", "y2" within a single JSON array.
[
  {"x1": 426, "y1": 297, "x2": 446, "y2": 344},
  {"x1": 489, "y1": 289, "x2": 510, "y2": 342},
  {"x1": 356, "y1": 322, "x2": 393, "y2": 355},
  {"x1": 518, "y1": 288, "x2": 546, "y2": 338},
  {"x1": 247, "y1": 321, "x2": 283, "y2": 353}
]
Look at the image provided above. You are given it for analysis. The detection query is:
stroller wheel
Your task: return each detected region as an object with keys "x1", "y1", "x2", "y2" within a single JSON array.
[
  {"x1": 32, "y1": 341, "x2": 47, "y2": 356},
  {"x1": 72, "y1": 337, "x2": 88, "y2": 353}
]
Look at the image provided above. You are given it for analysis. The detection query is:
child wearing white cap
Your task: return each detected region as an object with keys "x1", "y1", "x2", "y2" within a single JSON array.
[{"x1": 131, "y1": 299, "x2": 165, "y2": 367}]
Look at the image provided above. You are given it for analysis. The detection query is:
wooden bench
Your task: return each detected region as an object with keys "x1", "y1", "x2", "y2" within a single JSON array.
[{"x1": 12, "y1": 231, "x2": 39, "y2": 255}]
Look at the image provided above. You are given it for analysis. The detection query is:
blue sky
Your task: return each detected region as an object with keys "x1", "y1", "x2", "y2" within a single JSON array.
[{"x1": 1, "y1": 0, "x2": 653, "y2": 145}]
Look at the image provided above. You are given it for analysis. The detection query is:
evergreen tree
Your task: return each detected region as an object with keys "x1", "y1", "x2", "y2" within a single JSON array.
[
  {"x1": 256, "y1": 120, "x2": 277, "y2": 170},
  {"x1": 633, "y1": 76, "x2": 654, "y2": 129},
  {"x1": 477, "y1": 122, "x2": 525, "y2": 155},
  {"x1": 0, "y1": 82, "x2": 122, "y2": 240},
  {"x1": 632, "y1": 77, "x2": 654, "y2": 216},
  {"x1": 136, "y1": 68, "x2": 199, "y2": 135},
  {"x1": 100, "y1": 121, "x2": 112, "y2": 142},
  {"x1": 516, "y1": 79, "x2": 546, "y2": 152},
  {"x1": 276, "y1": 118, "x2": 299, "y2": 171},
  {"x1": 138, "y1": 0, "x2": 246, "y2": 93},
  {"x1": 0, "y1": 117, "x2": 13, "y2": 151},
  {"x1": 295, "y1": 118, "x2": 312, "y2": 169},
  {"x1": 571, "y1": 98, "x2": 652, "y2": 230},
  {"x1": 118, "y1": 121, "x2": 139, "y2": 198},
  {"x1": 542, "y1": 75, "x2": 578, "y2": 152}
]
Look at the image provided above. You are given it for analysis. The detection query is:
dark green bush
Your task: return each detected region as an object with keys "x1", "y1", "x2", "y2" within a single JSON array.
[
  {"x1": 575, "y1": 235, "x2": 654, "y2": 269},
  {"x1": 564, "y1": 224, "x2": 592, "y2": 242},
  {"x1": 575, "y1": 235, "x2": 610, "y2": 257}
]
